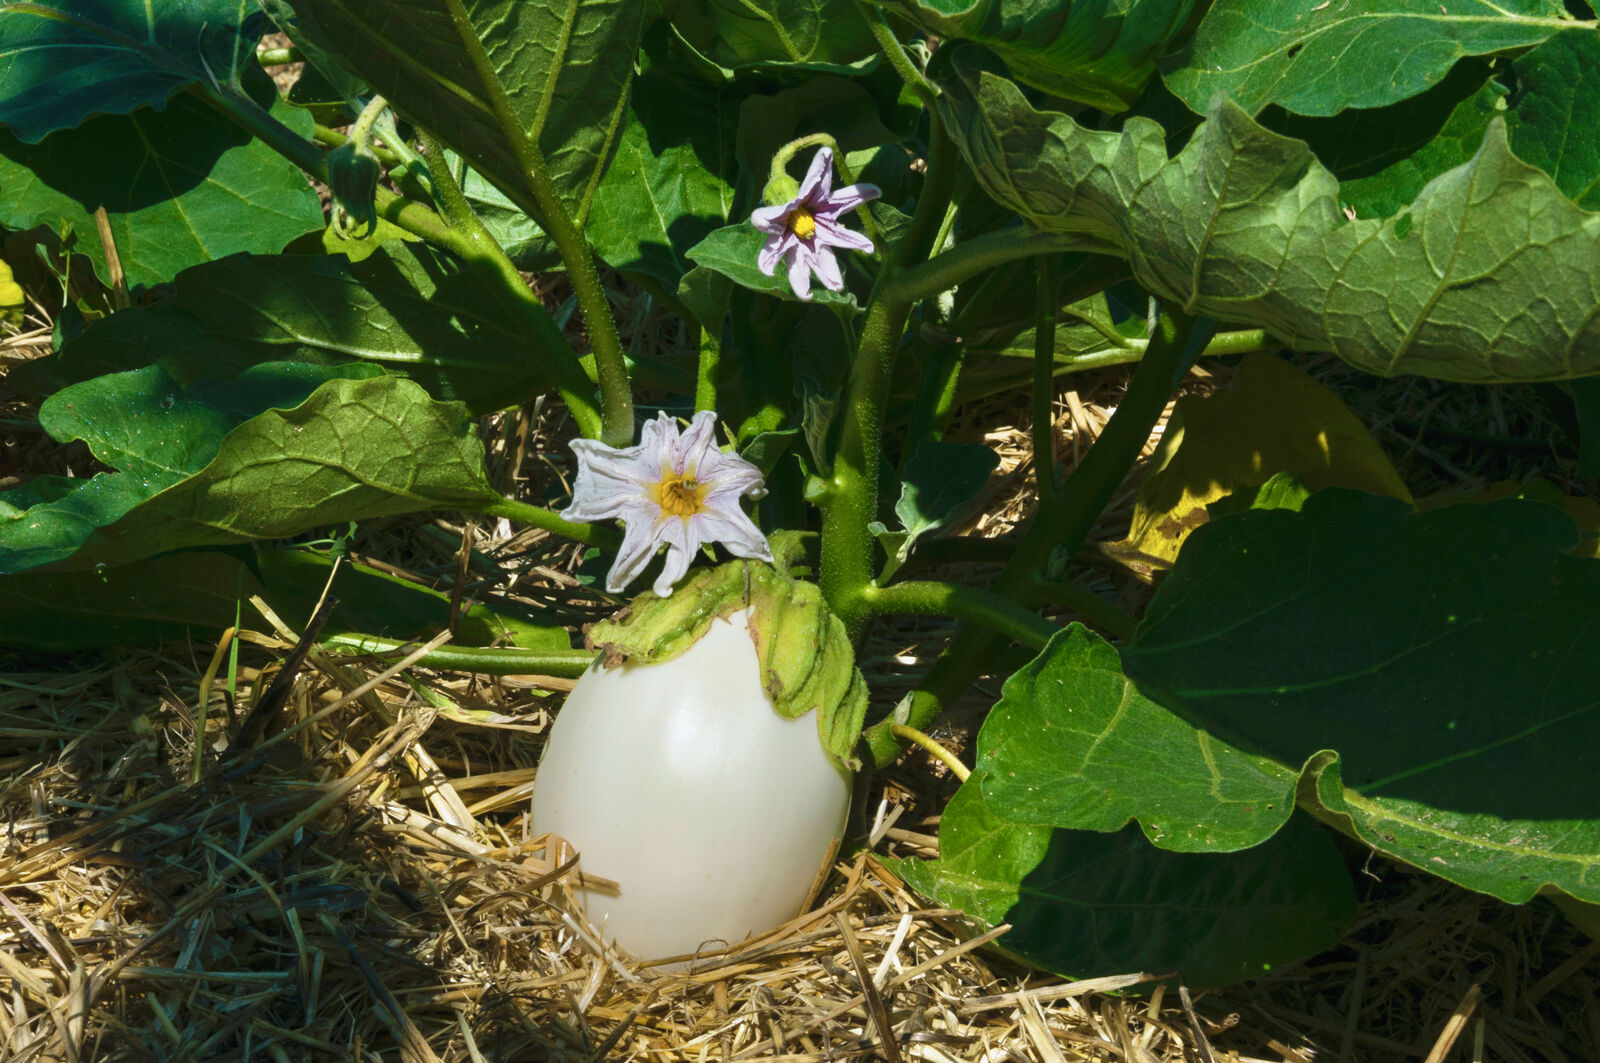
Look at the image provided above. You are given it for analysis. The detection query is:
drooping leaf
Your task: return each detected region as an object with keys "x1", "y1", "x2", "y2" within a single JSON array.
[
  {"x1": 880, "y1": 440, "x2": 998, "y2": 576},
  {"x1": 1254, "y1": 59, "x2": 1506, "y2": 221},
  {"x1": 683, "y1": 223, "x2": 862, "y2": 308},
  {"x1": 0, "y1": 545, "x2": 570, "y2": 651},
  {"x1": 1337, "y1": 79, "x2": 1507, "y2": 221},
  {"x1": 174, "y1": 247, "x2": 547, "y2": 413},
  {"x1": 0, "y1": 373, "x2": 497, "y2": 575},
  {"x1": 873, "y1": 0, "x2": 1196, "y2": 111},
  {"x1": 1161, "y1": 0, "x2": 1572, "y2": 117},
  {"x1": 896, "y1": 774, "x2": 1356, "y2": 989},
  {"x1": 586, "y1": 69, "x2": 738, "y2": 292},
  {"x1": 933, "y1": 50, "x2": 1600, "y2": 382},
  {"x1": 670, "y1": 0, "x2": 876, "y2": 72},
  {"x1": 282, "y1": 0, "x2": 643, "y2": 224},
  {"x1": 1127, "y1": 353, "x2": 1411, "y2": 562},
  {"x1": 0, "y1": 0, "x2": 262, "y2": 140},
  {"x1": 977, "y1": 492, "x2": 1600, "y2": 906},
  {"x1": 0, "y1": 92, "x2": 323, "y2": 288},
  {"x1": 1505, "y1": 29, "x2": 1600, "y2": 208}
]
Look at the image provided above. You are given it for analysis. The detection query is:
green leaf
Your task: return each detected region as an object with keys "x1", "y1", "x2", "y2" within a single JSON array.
[
  {"x1": 684, "y1": 222, "x2": 862, "y2": 307},
  {"x1": 0, "y1": 0, "x2": 262, "y2": 140},
  {"x1": 1331, "y1": 73, "x2": 1508, "y2": 220},
  {"x1": 670, "y1": 0, "x2": 876, "y2": 71},
  {"x1": 933, "y1": 50, "x2": 1600, "y2": 382},
  {"x1": 0, "y1": 545, "x2": 571, "y2": 651},
  {"x1": 0, "y1": 373, "x2": 497, "y2": 575},
  {"x1": 0, "y1": 92, "x2": 324, "y2": 288},
  {"x1": 896, "y1": 775, "x2": 1356, "y2": 989},
  {"x1": 174, "y1": 246, "x2": 548, "y2": 413},
  {"x1": 1127, "y1": 353, "x2": 1411, "y2": 563},
  {"x1": 586, "y1": 71, "x2": 738, "y2": 291},
  {"x1": 873, "y1": 0, "x2": 1197, "y2": 111},
  {"x1": 1505, "y1": 29, "x2": 1600, "y2": 208},
  {"x1": 984, "y1": 491, "x2": 1600, "y2": 906},
  {"x1": 284, "y1": 0, "x2": 642, "y2": 224},
  {"x1": 1162, "y1": 0, "x2": 1573, "y2": 117},
  {"x1": 884, "y1": 440, "x2": 998, "y2": 572}
]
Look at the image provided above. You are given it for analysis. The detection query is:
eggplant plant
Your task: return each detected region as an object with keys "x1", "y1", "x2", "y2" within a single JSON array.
[{"x1": 3, "y1": 0, "x2": 1600, "y2": 984}]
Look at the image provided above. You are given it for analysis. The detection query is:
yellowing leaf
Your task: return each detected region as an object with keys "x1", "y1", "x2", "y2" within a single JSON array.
[{"x1": 1128, "y1": 354, "x2": 1411, "y2": 563}]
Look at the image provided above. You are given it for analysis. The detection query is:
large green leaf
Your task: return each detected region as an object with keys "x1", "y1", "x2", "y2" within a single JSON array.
[
  {"x1": 282, "y1": 0, "x2": 642, "y2": 224},
  {"x1": 896, "y1": 775, "x2": 1356, "y2": 989},
  {"x1": 670, "y1": 0, "x2": 876, "y2": 72},
  {"x1": 1326, "y1": 72, "x2": 1508, "y2": 220},
  {"x1": 174, "y1": 247, "x2": 547, "y2": 413},
  {"x1": 585, "y1": 64, "x2": 738, "y2": 292},
  {"x1": 977, "y1": 491, "x2": 1600, "y2": 906},
  {"x1": 873, "y1": 0, "x2": 1196, "y2": 111},
  {"x1": 933, "y1": 50, "x2": 1600, "y2": 381},
  {"x1": 0, "y1": 92, "x2": 323, "y2": 288},
  {"x1": 683, "y1": 222, "x2": 861, "y2": 308},
  {"x1": 0, "y1": 372, "x2": 497, "y2": 575},
  {"x1": 0, "y1": 0, "x2": 261, "y2": 140},
  {"x1": 0, "y1": 546, "x2": 570, "y2": 651},
  {"x1": 1505, "y1": 29, "x2": 1600, "y2": 209},
  {"x1": 1161, "y1": 0, "x2": 1576, "y2": 117}
]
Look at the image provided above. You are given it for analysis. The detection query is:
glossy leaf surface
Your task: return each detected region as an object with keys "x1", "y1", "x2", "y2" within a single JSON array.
[
  {"x1": 1163, "y1": 0, "x2": 1573, "y2": 117},
  {"x1": 283, "y1": 0, "x2": 642, "y2": 222},
  {"x1": 977, "y1": 493, "x2": 1600, "y2": 906},
  {"x1": 0, "y1": 0, "x2": 261, "y2": 140},
  {"x1": 897, "y1": 775, "x2": 1356, "y2": 988},
  {"x1": 933, "y1": 50, "x2": 1600, "y2": 382},
  {"x1": 0, "y1": 94, "x2": 322, "y2": 288},
  {"x1": 875, "y1": 0, "x2": 1196, "y2": 110}
]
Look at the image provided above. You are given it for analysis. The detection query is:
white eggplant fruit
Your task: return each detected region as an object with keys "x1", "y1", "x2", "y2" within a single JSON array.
[{"x1": 530, "y1": 558, "x2": 868, "y2": 960}]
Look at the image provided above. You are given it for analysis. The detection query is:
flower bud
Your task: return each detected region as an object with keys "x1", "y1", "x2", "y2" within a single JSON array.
[
  {"x1": 762, "y1": 173, "x2": 800, "y2": 207},
  {"x1": 328, "y1": 140, "x2": 381, "y2": 239}
]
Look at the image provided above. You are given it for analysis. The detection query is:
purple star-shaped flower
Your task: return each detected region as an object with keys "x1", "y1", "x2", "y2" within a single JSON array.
[
  {"x1": 561, "y1": 411, "x2": 773, "y2": 597},
  {"x1": 751, "y1": 147, "x2": 880, "y2": 300}
]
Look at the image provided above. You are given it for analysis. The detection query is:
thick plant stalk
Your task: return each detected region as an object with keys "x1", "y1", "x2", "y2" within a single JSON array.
[{"x1": 862, "y1": 310, "x2": 1214, "y2": 767}]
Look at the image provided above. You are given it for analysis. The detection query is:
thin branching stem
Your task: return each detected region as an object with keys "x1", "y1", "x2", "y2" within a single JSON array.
[
  {"x1": 863, "y1": 310, "x2": 1213, "y2": 767},
  {"x1": 440, "y1": 0, "x2": 634, "y2": 445}
]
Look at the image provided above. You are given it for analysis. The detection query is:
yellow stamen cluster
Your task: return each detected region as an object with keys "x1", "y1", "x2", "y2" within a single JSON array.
[
  {"x1": 788, "y1": 208, "x2": 817, "y2": 240},
  {"x1": 656, "y1": 474, "x2": 708, "y2": 518}
]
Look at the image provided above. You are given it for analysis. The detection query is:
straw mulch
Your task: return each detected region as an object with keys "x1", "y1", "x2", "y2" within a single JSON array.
[{"x1": 2, "y1": 340, "x2": 1597, "y2": 1062}]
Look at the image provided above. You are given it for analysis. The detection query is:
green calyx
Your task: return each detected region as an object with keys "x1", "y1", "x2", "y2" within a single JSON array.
[{"x1": 586, "y1": 553, "x2": 869, "y2": 771}]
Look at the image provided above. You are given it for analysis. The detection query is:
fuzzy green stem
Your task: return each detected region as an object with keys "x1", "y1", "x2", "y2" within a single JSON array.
[
  {"x1": 441, "y1": 0, "x2": 633, "y2": 445},
  {"x1": 313, "y1": 124, "x2": 404, "y2": 168},
  {"x1": 890, "y1": 724, "x2": 970, "y2": 782},
  {"x1": 818, "y1": 282, "x2": 909, "y2": 639},
  {"x1": 1032, "y1": 255, "x2": 1060, "y2": 502},
  {"x1": 695, "y1": 323, "x2": 721, "y2": 413},
  {"x1": 885, "y1": 227, "x2": 1107, "y2": 305},
  {"x1": 479, "y1": 498, "x2": 620, "y2": 549},
  {"x1": 816, "y1": 114, "x2": 961, "y2": 638},
  {"x1": 324, "y1": 636, "x2": 599, "y2": 676},
  {"x1": 416, "y1": 133, "x2": 484, "y2": 234},
  {"x1": 856, "y1": 2, "x2": 937, "y2": 105},
  {"x1": 862, "y1": 310, "x2": 1212, "y2": 767},
  {"x1": 899, "y1": 115, "x2": 957, "y2": 269},
  {"x1": 862, "y1": 580, "x2": 1055, "y2": 650},
  {"x1": 1028, "y1": 578, "x2": 1138, "y2": 642}
]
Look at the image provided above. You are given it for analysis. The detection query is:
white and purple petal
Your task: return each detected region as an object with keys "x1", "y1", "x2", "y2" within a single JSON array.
[
  {"x1": 813, "y1": 215, "x2": 874, "y2": 255},
  {"x1": 796, "y1": 145, "x2": 833, "y2": 204}
]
